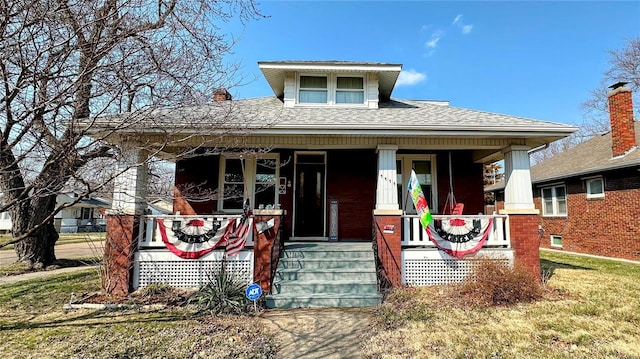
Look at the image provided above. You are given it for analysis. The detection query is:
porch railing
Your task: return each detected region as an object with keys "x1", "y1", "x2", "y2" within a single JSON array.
[
  {"x1": 137, "y1": 214, "x2": 253, "y2": 249},
  {"x1": 401, "y1": 214, "x2": 510, "y2": 248}
]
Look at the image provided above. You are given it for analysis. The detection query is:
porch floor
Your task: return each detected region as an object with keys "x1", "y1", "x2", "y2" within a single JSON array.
[{"x1": 266, "y1": 241, "x2": 381, "y2": 309}]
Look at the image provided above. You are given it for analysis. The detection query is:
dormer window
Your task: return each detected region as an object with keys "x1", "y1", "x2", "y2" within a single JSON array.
[
  {"x1": 299, "y1": 76, "x2": 328, "y2": 103},
  {"x1": 336, "y1": 77, "x2": 364, "y2": 104},
  {"x1": 297, "y1": 74, "x2": 366, "y2": 105}
]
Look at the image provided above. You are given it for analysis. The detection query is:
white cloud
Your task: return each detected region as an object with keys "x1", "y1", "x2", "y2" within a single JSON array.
[
  {"x1": 452, "y1": 14, "x2": 473, "y2": 34},
  {"x1": 396, "y1": 69, "x2": 427, "y2": 86},
  {"x1": 425, "y1": 30, "x2": 444, "y2": 48},
  {"x1": 425, "y1": 36, "x2": 441, "y2": 48}
]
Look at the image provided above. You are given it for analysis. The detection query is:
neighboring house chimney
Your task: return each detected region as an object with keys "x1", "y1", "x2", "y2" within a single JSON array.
[
  {"x1": 213, "y1": 88, "x2": 232, "y2": 102},
  {"x1": 608, "y1": 81, "x2": 635, "y2": 157}
]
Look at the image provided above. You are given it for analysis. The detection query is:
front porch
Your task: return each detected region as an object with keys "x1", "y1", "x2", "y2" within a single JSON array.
[{"x1": 126, "y1": 211, "x2": 513, "y2": 307}]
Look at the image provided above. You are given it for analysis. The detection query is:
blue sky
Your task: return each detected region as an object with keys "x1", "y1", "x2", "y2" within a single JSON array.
[{"x1": 224, "y1": 1, "x2": 639, "y2": 126}]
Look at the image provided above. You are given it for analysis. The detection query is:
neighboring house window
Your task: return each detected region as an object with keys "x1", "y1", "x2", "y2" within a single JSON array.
[
  {"x1": 336, "y1": 76, "x2": 364, "y2": 104},
  {"x1": 541, "y1": 185, "x2": 567, "y2": 216},
  {"x1": 586, "y1": 177, "x2": 604, "y2": 199},
  {"x1": 219, "y1": 155, "x2": 280, "y2": 212},
  {"x1": 550, "y1": 235, "x2": 563, "y2": 247},
  {"x1": 299, "y1": 76, "x2": 327, "y2": 103},
  {"x1": 81, "y1": 208, "x2": 92, "y2": 220}
]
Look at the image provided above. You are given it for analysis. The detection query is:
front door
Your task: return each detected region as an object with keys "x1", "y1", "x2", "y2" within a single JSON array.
[{"x1": 294, "y1": 153, "x2": 326, "y2": 238}]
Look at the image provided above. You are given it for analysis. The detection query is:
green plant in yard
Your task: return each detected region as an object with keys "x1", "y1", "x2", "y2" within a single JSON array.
[{"x1": 190, "y1": 266, "x2": 254, "y2": 315}]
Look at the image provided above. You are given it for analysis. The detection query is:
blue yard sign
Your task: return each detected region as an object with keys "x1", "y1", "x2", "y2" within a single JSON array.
[{"x1": 245, "y1": 283, "x2": 262, "y2": 301}]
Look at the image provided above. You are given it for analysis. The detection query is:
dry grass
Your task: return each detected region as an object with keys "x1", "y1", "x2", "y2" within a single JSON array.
[
  {"x1": 0, "y1": 270, "x2": 277, "y2": 358},
  {"x1": 363, "y1": 251, "x2": 640, "y2": 359}
]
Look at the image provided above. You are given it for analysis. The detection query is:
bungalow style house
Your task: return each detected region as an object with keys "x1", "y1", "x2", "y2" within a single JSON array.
[
  {"x1": 486, "y1": 83, "x2": 639, "y2": 262},
  {"x1": 97, "y1": 61, "x2": 576, "y2": 307}
]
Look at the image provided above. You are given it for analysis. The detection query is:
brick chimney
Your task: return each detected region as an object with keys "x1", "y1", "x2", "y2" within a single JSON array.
[
  {"x1": 608, "y1": 82, "x2": 635, "y2": 157},
  {"x1": 213, "y1": 88, "x2": 232, "y2": 102}
]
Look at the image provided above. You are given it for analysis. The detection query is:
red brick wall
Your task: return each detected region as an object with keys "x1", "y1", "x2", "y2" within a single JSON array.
[
  {"x1": 327, "y1": 150, "x2": 377, "y2": 240},
  {"x1": 374, "y1": 215, "x2": 402, "y2": 287},
  {"x1": 535, "y1": 168, "x2": 640, "y2": 261},
  {"x1": 436, "y1": 151, "x2": 485, "y2": 214},
  {"x1": 103, "y1": 214, "x2": 138, "y2": 296},
  {"x1": 509, "y1": 214, "x2": 541, "y2": 280},
  {"x1": 608, "y1": 87, "x2": 635, "y2": 157}
]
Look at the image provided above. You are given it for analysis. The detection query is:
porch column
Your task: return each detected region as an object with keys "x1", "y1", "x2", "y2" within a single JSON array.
[
  {"x1": 502, "y1": 145, "x2": 534, "y2": 210},
  {"x1": 104, "y1": 149, "x2": 149, "y2": 297},
  {"x1": 499, "y1": 145, "x2": 541, "y2": 281},
  {"x1": 375, "y1": 145, "x2": 399, "y2": 210}
]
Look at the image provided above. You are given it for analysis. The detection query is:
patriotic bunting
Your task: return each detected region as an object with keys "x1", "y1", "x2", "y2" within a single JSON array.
[
  {"x1": 156, "y1": 216, "x2": 253, "y2": 259},
  {"x1": 425, "y1": 217, "x2": 493, "y2": 258}
]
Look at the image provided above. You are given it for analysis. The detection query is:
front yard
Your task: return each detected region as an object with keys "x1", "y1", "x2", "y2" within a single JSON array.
[
  {"x1": 362, "y1": 250, "x2": 640, "y2": 358},
  {"x1": 0, "y1": 250, "x2": 637, "y2": 358}
]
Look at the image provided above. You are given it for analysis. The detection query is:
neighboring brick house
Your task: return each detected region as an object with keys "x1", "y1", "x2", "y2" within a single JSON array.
[{"x1": 487, "y1": 83, "x2": 640, "y2": 261}]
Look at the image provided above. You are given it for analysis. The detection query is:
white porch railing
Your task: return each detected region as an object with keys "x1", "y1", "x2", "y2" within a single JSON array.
[
  {"x1": 401, "y1": 214, "x2": 510, "y2": 248},
  {"x1": 137, "y1": 214, "x2": 254, "y2": 248},
  {"x1": 133, "y1": 214, "x2": 254, "y2": 289}
]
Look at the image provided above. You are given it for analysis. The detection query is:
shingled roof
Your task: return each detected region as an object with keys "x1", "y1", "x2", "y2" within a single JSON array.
[
  {"x1": 530, "y1": 127, "x2": 640, "y2": 183},
  {"x1": 94, "y1": 96, "x2": 575, "y2": 143}
]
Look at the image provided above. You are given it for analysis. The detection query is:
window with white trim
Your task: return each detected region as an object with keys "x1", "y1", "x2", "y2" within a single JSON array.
[
  {"x1": 550, "y1": 235, "x2": 562, "y2": 247},
  {"x1": 541, "y1": 185, "x2": 567, "y2": 216},
  {"x1": 297, "y1": 74, "x2": 366, "y2": 105},
  {"x1": 299, "y1": 76, "x2": 327, "y2": 104},
  {"x1": 220, "y1": 157, "x2": 245, "y2": 211},
  {"x1": 396, "y1": 155, "x2": 438, "y2": 213},
  {"x1": 336, "y1": 76, "x2": 364, "y2": 104},
  {"x1": 586, "y1": 177, "x2": 604, "y2": 199},
  {"x1": 218, "y1": 155, "x2": 280, "y2": 212}
]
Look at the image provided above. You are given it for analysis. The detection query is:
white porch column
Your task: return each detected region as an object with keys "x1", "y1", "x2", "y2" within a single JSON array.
[
  {"x1": 375, "y1": 145, "x2": 399, "y2": 211},
  {"x1": 501, "y1": 145, "x2": 535, "y2": 211},
  {"x1": 111, "y1": 149, "x2": 149, "y2": 214}
]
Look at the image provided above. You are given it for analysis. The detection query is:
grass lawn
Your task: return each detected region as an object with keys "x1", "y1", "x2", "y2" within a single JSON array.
[
  {"x1": 362, "y1": 250, "x2": 640, "y2": 359},
  {"x1": 0, "y1": 270, "x2": 277, "y2": 358}
]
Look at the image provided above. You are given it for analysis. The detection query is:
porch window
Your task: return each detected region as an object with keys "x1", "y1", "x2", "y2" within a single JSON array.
[
  {"x1": 299, "y1": 76, "x2": 327, "y2": 103},
  {"x1": 336, "y1": 76, "x2": 364, "y2": 104},
  {"x1": 254, "y1": 157, "x2": 278, "y2": 208},
  {"x1": 397, "y1": 155, "x2": 437, "y2": 213},
  {"x1": 219, "y1": 155, "x2": 280, "y2": 212},
  {"x1": 221, "y1": 158, "x2": 245, "y2": 211},
  {"x1": 550, "y1": 235, "x2": 563, "y2": 247},
  {"x1": 586, "y1": 177, "x2": 604, "y2": 199},
  {"x1": 541, "y1": 185, "x2": 567, "y2": 216}
]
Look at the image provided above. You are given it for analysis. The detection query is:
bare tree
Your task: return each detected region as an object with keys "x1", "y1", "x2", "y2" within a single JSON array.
[
  {"x1": 0, "y1": 0, "x2": 263, "y2": 268},
  {"x1": 532, "y1": 38, "x2": 640, "y2": 164}
]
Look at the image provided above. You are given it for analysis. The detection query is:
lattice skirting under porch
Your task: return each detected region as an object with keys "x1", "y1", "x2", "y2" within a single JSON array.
[
  {"x1": 133, "y1": 250, "x2": 254, "y2": 289},
  {"x1": 401, "y1": 249, "x2": 514, "y2": 286}
]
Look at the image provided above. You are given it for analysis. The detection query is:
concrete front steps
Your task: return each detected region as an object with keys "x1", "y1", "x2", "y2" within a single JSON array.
[{"x1": 266, "y1": 242, "x2": 381, "y2": 308}]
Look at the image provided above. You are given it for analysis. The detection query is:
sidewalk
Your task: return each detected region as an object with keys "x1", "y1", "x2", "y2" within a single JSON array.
[{"x1": 0, "y1": 241, "x2": 104, "y2": 285}]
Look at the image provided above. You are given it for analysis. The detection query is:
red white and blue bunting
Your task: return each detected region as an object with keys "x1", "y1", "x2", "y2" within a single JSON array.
[
  {"x1": 156, "y1": 217, "x2": 253, "y2": 259},
  {"x1": 425, "y1": 217, "x2": 494, "y2": 258}
]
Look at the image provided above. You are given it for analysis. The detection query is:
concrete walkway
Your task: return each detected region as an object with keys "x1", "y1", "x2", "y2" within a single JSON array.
[{"x1": 261, "y1": 307, "x2": 373, "y2": 359}]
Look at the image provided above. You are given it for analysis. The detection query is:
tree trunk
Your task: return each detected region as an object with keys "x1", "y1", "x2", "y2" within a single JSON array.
[
  {"x1": 12, "y1": 194, "x2": 59, "y2": 268},
  {"x1": 14, "y1": 223, "x2": 58, "y2": 269}
]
